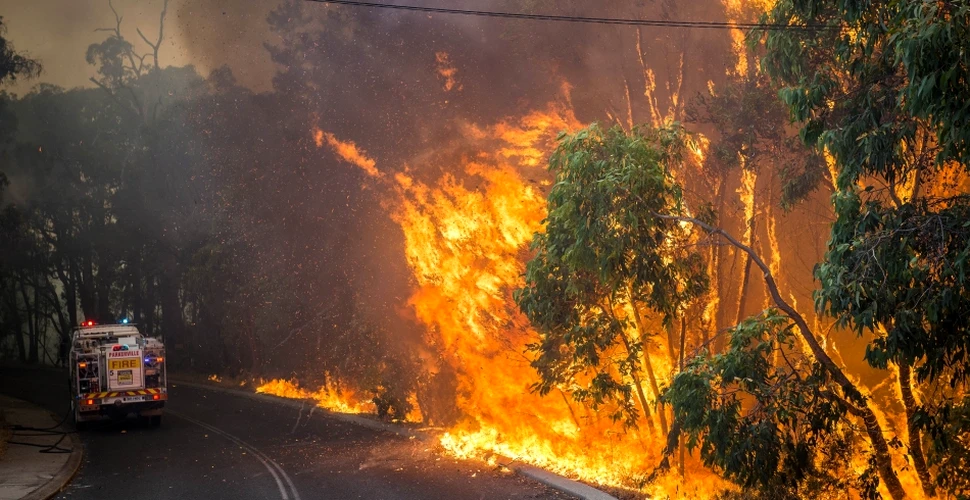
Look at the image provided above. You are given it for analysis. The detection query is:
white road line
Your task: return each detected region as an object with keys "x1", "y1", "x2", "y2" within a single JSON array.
[{"x1": 168, "y1": 410, "x2": 302, "y2": 500}]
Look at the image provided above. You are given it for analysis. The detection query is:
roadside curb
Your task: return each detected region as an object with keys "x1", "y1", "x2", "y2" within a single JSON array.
[
  {"x1": 170, "y1": 378, "x2": 618, "y2": 500},
  {"x1": 5, "y1": 401, "x2": 83, "y2": 500}
]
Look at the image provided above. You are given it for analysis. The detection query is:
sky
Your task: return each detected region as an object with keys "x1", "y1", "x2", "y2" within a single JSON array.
[{"x1": 2, "y1": 0, "x2": 279, "y2": 94}]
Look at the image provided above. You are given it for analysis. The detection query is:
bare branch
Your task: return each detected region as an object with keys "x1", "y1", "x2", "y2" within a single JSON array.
[
  {"x1": 108, "y1": 0, "x2": 123, "y2": 36},
  {"x1": 136, "y1": 27, "x2": 156, "y2": 49},
  {"x1": 136, "y1": 0, "x2": 169, "y2": 70}
]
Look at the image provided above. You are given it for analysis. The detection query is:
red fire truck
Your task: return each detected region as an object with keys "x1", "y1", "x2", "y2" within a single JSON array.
[{"x1": 69, "y1": 321, "x2": 167, "y2": 428}]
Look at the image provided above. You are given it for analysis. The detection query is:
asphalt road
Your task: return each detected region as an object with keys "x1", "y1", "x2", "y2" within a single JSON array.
[{"x1": 0, "y1": 365, "x2": 574, "y2": 500}]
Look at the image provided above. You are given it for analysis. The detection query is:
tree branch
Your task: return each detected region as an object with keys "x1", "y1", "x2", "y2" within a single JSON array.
[
  {"x1": 136, "y1": 0, "x2": 168, "y2": 70},
  {"x1": 651, "y1": 209, "x2": 907, "y2": 498}
]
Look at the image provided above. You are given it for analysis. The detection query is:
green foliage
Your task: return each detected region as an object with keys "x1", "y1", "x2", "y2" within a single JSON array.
[
  {"x1": 663, "y1": 310, "x2": 857, "y2": 497},
  {"x1": 686, "y1": 69, "x2": 824, "y2": 210},
  {"x1": 920, "y1": 396, "x2": 970, "y2": 497},
  {"x1": 891, "y1": 1, "x2": 970, "y2": 165},
  {"x1": 816, "y1": 197, "x2": 970, "y2": 383},
  {"x1": 761, "y1": 1, "x2": 970, "y2": 495},
  {"x1": 516, "y1": 123, "x2": 708, "y2": 425}
]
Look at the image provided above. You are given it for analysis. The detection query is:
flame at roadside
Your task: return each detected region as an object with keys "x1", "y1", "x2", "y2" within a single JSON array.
[
  {"x1": 256, "y1": 378, "x2": 375, "y2": 414},
  {"x1": 267, "y1": 99, "x2": 726, "y2": 496},
  {"x1": 391, "y1": 102, "x2": 725, "y2": 496}
]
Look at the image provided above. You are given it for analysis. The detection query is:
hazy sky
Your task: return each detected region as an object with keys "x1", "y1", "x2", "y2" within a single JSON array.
[{"x1": 2, "y1": 0, "x2": 279, "y2": 94}]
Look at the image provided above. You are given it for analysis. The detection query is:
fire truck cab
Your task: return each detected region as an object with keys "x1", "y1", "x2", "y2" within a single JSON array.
[{"x1": 70, "y1": 321, "x2": 168, "y2": 428}]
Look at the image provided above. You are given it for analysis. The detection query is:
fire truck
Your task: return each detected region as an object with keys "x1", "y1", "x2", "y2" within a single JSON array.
[{"x1": 69, "y1": 320, "x2": 167, "y2": 428}]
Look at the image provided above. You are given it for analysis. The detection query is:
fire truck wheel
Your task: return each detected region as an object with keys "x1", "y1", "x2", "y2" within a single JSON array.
[{"x1": 149, "y1": 415, "x2": 162, "y2": 427}]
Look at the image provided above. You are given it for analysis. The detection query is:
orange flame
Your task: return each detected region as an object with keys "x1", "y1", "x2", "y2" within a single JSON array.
[
  {"x1": 435, "y1": 51, "x2": 461, "y2": 92},
  {"x1": 294, "y1": 97, "x2": 728, "y2": 495},
  {"x1": 256, "y1": 379, "x2": 374, "y2": 414},
  {"x1": 392, "y1": 101, "x2": 726, "y2": 495},
  {"x1": 313, "y1": 127, "x2": 383, "y2": 178}
]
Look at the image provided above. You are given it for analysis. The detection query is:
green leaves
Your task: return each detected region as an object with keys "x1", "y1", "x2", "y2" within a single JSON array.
[
  {"x1": 816, "y1": 200, "x2": 970, "y2": 382},
  {"x1": 662, "y1": 310, "x2": 856, "y2": 496},
  {"x1": 517, "y1": 123, "x2": 708, "y2": 426},
  {"x1": 762, "y1": 1, "x2": 970, "y2": 495}
]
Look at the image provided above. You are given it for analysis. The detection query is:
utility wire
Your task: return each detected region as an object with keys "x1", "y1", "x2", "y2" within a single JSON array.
[{"x1": 304, "y1": 0, "x2": 835, "y2": 31}]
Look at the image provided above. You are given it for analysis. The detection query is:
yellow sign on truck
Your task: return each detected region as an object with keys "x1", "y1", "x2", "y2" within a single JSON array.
[{"x1": 70, "y1": 322, "x2": 167, "y2": 429}]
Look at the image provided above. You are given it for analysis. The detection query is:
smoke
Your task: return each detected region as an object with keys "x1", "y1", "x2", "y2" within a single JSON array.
[{"x1": 168, "y1": 0, "x2": 743, "y2": 409}]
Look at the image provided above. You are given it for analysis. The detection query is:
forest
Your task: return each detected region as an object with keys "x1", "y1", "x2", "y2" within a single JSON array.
[{"x1": 1, "y1": 0, "x2": 968, "y2": 498}]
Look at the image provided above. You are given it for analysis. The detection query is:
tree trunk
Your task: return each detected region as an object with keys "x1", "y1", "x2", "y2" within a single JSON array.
[
  {"x1": 144, "y1": 274, "x2": 156, "y2": 335},
  {"x1": 47, "y1": 282, "x2": 70, "y2": 367},
  {"x1": 740, "y1": 237, "x2": 906, "y2": 499},
  {"x1": 33, "y1": 284, "x2": 45, "y2": 363},
  {"x1": 710, "y1": 172, "x2": 728, "y2": 347},
  {"x1": 665, "y1": 322, "x2": 677, "y2": 365},
  {"x1": 79, "y1": 252, "x2": 96, "y2": 320},
  {"x1": 21, "y1": 280, "x2": 38, "y2": 364},
  {"x1": 628, "y1": 299, "x2": 669, "y2": 436},
  {"x1": 619, "y1": 333, "x2": 657, "y2": 433},
  {"x1": 655, "y1": 213, "x2": 909, "y2": 500},
  {"x1": 60, "y1": 259, "x2": 78, "y2": 328},
  {"x1": 159, "y1": 251, "x2": 181, "y2": 349},
  {"x1": 131, "y1": 249, "x2": 142, "y2": 324},
  {"x1": 733, "y1": 216, "x2": 757, "y2": 328},
  {"x1": 899, "y1": 363, "x2": 935, "y2": 497},
  {"x1": 7, "y1": 283, "x2": 26, "y2": 361},
  {"x1": 557, "y1": 388, "x2": 583, "y2": 431},
  {"x1": 679, "y1": 316, "x2": 687, "y2": 476},
  {"x1": 96, "y1": 251, "x2": 113, "y2": 322}
]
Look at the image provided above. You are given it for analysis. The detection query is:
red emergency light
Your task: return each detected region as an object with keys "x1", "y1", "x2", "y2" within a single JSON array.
[{"x1": 81, "y1": 320, "x2": 96, "y2": 327}]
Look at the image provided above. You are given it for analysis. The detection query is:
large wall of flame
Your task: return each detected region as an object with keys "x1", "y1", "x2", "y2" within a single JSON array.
[{"x1": 165, "y1": 0, "x2": 895, "y2": 494}]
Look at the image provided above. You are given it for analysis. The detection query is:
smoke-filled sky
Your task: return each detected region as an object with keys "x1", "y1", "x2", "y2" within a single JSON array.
[{"x1": 2, "y1": 0, "x2": 279, "y2": 94}]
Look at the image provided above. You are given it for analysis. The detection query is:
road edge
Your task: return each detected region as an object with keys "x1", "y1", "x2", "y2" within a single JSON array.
[
  {"x1": 170, "y1": 378, "x2": 618, "y2": 500},
  {"x1": 20, "y1": 409, "x2": 83, "y2": 500}
]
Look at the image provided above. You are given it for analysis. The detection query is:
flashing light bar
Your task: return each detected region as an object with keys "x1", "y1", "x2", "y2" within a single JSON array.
[
  {"x1": 121, "y1": 318, "x2": 129, "y2": 324},
  {"x1": 81, "y1": 320, "x2": 96, "y2": 327}
]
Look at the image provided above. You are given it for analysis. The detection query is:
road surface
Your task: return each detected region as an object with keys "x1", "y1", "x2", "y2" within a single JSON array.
[{"x1": 0, "y1": 365, "x2": 574, "y2": 500}]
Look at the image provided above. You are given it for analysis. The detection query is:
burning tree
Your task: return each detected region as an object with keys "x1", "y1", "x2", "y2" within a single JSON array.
[
  {"x1": 522, "y1": 1, "x2": 970, "y2": 497},
  {"x1": 521, "y1": 122, "x2": 884, "y2": 497},
  {"x1": 516, "y1": 124, "x2": 708, "y2": 435},
  {"x1": 759, "y1": 0, "x2": 970, "y2": 497}
]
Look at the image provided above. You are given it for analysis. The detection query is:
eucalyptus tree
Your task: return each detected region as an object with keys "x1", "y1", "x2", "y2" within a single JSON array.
[
  {"x1": 525, "y1": 123, "x2": 909, "y2": 498},
  {"x1": 759, "y1": 1, "x2": 970, "y2": 497},
  {"x1": 516, "y1": 124, "x2": 708, "y2": 433}
]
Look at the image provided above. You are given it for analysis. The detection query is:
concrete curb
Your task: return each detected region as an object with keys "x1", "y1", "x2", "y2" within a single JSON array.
[
  {"x1": 13, "y1": 408, "x2": 83, "y2": 500},
  {"x1": 170, "y1": 378, "x2": 618, "y2": 500}
]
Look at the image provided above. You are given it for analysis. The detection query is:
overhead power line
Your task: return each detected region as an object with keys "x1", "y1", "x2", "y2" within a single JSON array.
[{"x1": 304, "y1": 0, "x2": 834, "y2": 31}]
